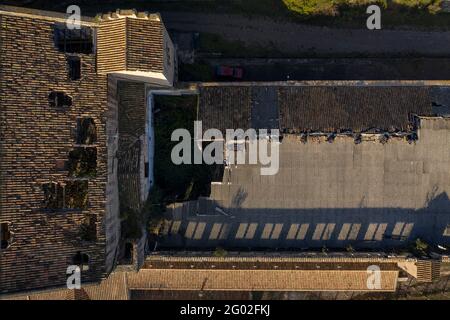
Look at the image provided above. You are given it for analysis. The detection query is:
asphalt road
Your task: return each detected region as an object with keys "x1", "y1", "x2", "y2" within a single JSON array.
[
  {"x1": 186, "y1": 58, "x2": 450, "y2": 81},
  {"x1": 162, "y1": 11, "x2": 450, "y2": 57}
]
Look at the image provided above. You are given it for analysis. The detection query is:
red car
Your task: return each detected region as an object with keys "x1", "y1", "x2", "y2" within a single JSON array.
[{"x1": 216, "y1": 66, "x2": 244, "y2": 79}]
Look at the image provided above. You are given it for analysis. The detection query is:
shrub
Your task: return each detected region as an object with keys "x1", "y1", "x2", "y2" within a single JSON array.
[
  {"x1": 282, "y1": 0, "x2": 339, "y2": 15},
  {"x1": 213, "y1": 247, "x2": 228, "y2": 257},
  {"x1": 414, "y1": 238, "x2": 429, "y2": 255}
]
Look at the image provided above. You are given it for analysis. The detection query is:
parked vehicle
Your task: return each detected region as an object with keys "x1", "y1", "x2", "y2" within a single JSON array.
[{"x1": 215, "y1": 65, "x2": 244, "y2": 79}]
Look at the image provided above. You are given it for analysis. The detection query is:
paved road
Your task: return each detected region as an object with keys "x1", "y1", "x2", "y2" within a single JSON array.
[
  {"x1": 162, "y1": 12, "x2": 450, "y2": 57},
  {"x1": 184, "y1": 58, "x2": 450, "y2": 81}
]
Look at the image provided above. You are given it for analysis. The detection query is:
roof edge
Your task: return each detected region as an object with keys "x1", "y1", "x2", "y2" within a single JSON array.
[
  {"x1": 192, "y1": 80, "x2": 450, "y2": 87},
  {"x1": 0, "y1": 5, "x2": 97, "y2": 26}
]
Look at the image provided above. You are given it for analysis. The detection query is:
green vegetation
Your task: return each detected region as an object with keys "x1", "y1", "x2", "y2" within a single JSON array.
[
  {"x1": 144, "y1": 186, "x2": 166, "y2": 237},
  {"x1": 412, "y1": 237, "x2": 430, "y2": 256},
  {"x1": 18, "y1": 0, "x2": 449, "y2": 29},
  {"x1": 145, "y1": 95, "x2": 222, "y2": 236},
  {"x1": 121, "y1": 185, "x2": 167, "y2": 239},
  {"x1": 120, "y1": 95, "x2": 222, "y2": 239},
  {"x1": 283, "y1": 0, "x2": 341, "y2": 16},
  {"x1": 282, "y1": 0, "x2": 448, "y2": 28},
  {"x1": 346, "y1": 244, "x2": 355, "y2": 252},
  {"x1": 213, "y1": 247, "x2": 228, "y2": 257},
  {"x1": 121, "y1": 207, "x2": 144, "y2": 240},
  {"x1": 153, "y1": 95, "x2": 219, "y2": 202},
  {"x1": 65, "y1": 181, "x2": 89, "y2": 209}
]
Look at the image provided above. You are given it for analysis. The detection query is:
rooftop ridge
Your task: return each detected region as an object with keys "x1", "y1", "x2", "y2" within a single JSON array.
[{"x1": 195, "y1": 80, "x2": 450, "y2": 87}]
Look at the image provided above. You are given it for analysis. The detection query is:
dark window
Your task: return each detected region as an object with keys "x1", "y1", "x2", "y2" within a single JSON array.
[
  {"x1": 72, "y1": 251, "x2": 90, "y2": 271},
  {"x1": 65, "y1": 181, "x2": 89, "y2": 209},
  {"x1": 42, "y1": 182, "x2": 64, "y2": 210},
  {"x1": 122, "y1": 242, "x2": 133, "y2": 264},
  {"x1": 55, "y1": 160, "x2": 67, "y2": 171},
  {"x1": 67, "y1": 147, "x2": 97, "y2": 177},
  {"x1": 43, "y1": 181, "x2": 88, "y2": 211},
  {"x1": 79, "y1": 214, "x2": 97, "y2": 242},
  {"x1": 76, "y1": 118, "x2": 97, "y2": 144},
  {"x1": 49, "y1": 91, "x2": 72, "y2": 108},
  {"x1": 54, "y1": 24, "x2": 93, "y2": 54},
  {"x1": 68, "y1": 56, "x2": 81, "y2": 80},
  {"x1": 1, "y1": 222, "x2": 11, "y2": 249}
]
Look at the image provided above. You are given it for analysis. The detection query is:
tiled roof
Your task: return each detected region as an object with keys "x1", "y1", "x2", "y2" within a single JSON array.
[
  {"x1": 144, "y1": 254, "x2": 402, "y2": 271},
  {"x1": 117, "y1": 81, "x2": 146, "y2": 211},
  {"x1": 126, "y1": 269, "x2": 399, "y2": 292},
  {"x1": 278, "y1": 86, "x2": 432, "y2": 133},
  {"x1": 0, "y1": 5, "x2": 96, "y2": 24},
  {"x1": 134, "y1": 254, "x2": 400, "y2": 292},
  {"x1": 199, "y1": 86, "x2": 252, "y2": 133},
  {"x1": 198, "y1": 85, "x2": 433, "y2": 133},
  {"x1": 2, "y1": 272, "x2": 128, "y2": 300},
  {"x1": 131, "y1": 290, "x2": 251, "y2": 300},
  {"x1": 97, "y1": 14, "x2": 164, "y2": 74},
  {"x1": 0, "y1": 11, "x2": 108, "y2": 293},
  {"x1": 65, "y1": 288, "x2": 90, "y2": 300},
  {"x1": 2, "y1": 254, "x2": 407, "y2": 299}
]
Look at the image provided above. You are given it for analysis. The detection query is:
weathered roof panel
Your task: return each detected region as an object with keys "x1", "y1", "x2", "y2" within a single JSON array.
[
  {"x1": 198, "y1": 86, "x2": 252, "y2": 133},
  {"x1": 278, "y1": 86, "x2": 432, "y2": 133},
  {"x1": 198, "y1": 85, "x2": 433, "y2": 133}
]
